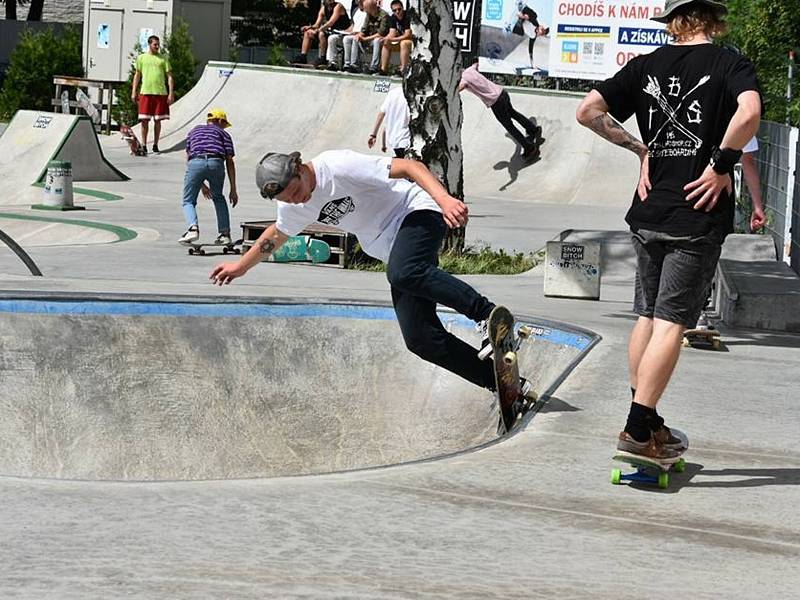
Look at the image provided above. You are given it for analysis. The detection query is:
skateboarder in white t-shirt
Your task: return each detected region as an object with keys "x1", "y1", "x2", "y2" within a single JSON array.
[
  {"x1": 210, "y1": 150, "x2": 504, "y2": 393},
  {"x1": 367, "y1": 86, "x2": 411, "y2": 157}
]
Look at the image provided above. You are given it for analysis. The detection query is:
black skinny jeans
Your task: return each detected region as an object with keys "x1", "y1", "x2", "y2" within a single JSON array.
[
  {"x1": 386, "y1": 210, "x2": 496, "y2": 390},
  {"x1": 490, "y1": 90, "x2": 537, "y2": 150}
]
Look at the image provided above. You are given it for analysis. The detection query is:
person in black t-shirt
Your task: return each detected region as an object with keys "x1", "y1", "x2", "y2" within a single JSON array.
[
  {"x1": 576, "y1": 0, "x2": 761, "y2": 461},
  {"x1": 293, "y1": 0, "x2": 352, "y2": 67},
  {"x1": 380, "y1": 0, "x2": 412, "y2": 75}
]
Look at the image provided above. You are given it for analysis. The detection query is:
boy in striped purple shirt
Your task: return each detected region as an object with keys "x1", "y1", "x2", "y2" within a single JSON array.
[{"x1": 179, "y1": 108, "x2": 239, "y2": 245}]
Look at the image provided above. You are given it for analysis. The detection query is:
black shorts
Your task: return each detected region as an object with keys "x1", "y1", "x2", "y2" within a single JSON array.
[{"x1": 632, "y1": 230, "x2": 723, "y2": 328}]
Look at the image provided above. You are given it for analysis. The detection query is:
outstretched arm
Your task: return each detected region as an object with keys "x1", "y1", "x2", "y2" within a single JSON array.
[
  {"x1": 389, "y1": 159, "x2": 468, "y2": 228},
  {"x1": 209, "y1": 224, "x2": 289, "y2": 285},
  {"x1": 741, "y1": 152, "x2": 766, "y2": 230},
  {"x1": 576, "y1": 89, "x2": 650, "y2": 198}
]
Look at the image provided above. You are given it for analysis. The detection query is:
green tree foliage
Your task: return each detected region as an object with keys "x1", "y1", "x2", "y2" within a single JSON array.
[
  {"x1": 724, "y1": 0, "x2": 800, "y2": 124},
  {"x1": 0, "y1": 25, "x2": 83, "y2": 120},
  {"x1": 164, "y1": 18, "x2": 199, "y2": 98},
  {"x1": 231, "y1": 0, "x2": 318, "y2": 47}
]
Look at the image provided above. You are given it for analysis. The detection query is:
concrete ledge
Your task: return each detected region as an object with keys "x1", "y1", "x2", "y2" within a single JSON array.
[{"x1": 716, "y1": 258, "x2": 800, "y2": 332}]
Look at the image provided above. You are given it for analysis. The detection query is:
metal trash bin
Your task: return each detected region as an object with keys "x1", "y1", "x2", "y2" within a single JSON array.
[{"x1": 43, "y1": 160, "x2": 74, "y2": 208}]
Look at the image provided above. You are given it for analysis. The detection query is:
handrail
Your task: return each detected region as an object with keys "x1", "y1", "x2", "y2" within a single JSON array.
[{"x1": 0, "y1": 228, "x2": 43, "y2": 277}]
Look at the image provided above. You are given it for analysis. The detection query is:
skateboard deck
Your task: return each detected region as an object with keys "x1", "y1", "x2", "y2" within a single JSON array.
[
  {"x1": 183, "y1": 240, "x2": 240, "y2": 256},
  {"x1": 611, "y1": 428, "x2": 689, "y2": 489},
  {"x1": 60, "y1": 90, "x2": 70, "y2": 114},
  {"x1": 76, "y1": 88, "x2": 100, "y2": 124},
  {"x1": 269, "y1": 235, "x2": 331, "y2": 264},
  {"x1": 683, "y1": 327, "x2": 721, "y2": 349},
  {"x1": 120, "y1": 124, "x2": 143, "y2": 155},
  {"x1": 487, "y1": 305, "x2": 533, "y2": 434}
]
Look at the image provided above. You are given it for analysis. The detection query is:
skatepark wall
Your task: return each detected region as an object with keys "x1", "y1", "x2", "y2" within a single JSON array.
[
  {"x1": 0, "y1": 297, "x2": 597, "y2": 480},
  {"x1": 158, "y1": 62, "x2": 638, "y2": 206},
  {"x1": 0, "y1": 110, "x2": 128, "y2": 206}
]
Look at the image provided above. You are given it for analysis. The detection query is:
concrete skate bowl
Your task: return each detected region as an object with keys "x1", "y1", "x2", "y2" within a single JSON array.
[{"x1": 0, "y1": 296, "x2": 598, "y2": 481}]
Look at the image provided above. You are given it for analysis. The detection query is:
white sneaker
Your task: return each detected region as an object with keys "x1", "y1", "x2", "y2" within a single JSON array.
[
  {"x1": 476, "y1": 319, "x2": 491, "y2": 360},
  {"x1": 179, "y1": 226, "x2": 199, "y2": 244},
  {"x1": 695, "y1": 312, "x2": 710, "y2": 330},
  {"x1": 215, "y1": 233, "x2": 232, "y2": 246}
]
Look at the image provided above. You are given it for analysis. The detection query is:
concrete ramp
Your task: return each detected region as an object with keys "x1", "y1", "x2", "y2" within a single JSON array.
[
  {"x1": 0, "y1": 110, "x2": 127, "y2": 206},
  {"x1": 0, "y1": 297, "x2": 596, "y2": 481},
  {"x1": 158, "y1": 62, "x2": 638, "y2": 205}
]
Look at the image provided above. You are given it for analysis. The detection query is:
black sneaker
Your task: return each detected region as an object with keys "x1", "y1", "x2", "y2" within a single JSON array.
[
  {"x1": 327, "y1": 62, "x2": 340, "y2": 72},
  {"x1": 152, "y1": 144, "x2": 160, "y2": 154},
  {"x1": 522, "y1": 144, "x2": 540, "y2": 160},
  {"x1": 136, "y1": 145, "x2": 148, "y2": 157},
  {"x1": 314, "y1": 56, "x2": 328, "y2": 68},
  {"x1": 291, "y1": 53, "x2": 307, "y2": 64}
]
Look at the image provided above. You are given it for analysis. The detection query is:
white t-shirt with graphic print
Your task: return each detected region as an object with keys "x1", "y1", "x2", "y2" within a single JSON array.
[{"x1": 275, "y1": 150, "x2": 441, "y2": 262}]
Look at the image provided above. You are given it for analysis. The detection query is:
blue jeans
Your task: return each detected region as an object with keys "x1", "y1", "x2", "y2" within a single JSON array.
[
  {"x1": 181, "y1": 157, "x2": 230, "y2": 234},
  {"x1": 386, "y1": 210, "x2": 496, "y2": 390}
]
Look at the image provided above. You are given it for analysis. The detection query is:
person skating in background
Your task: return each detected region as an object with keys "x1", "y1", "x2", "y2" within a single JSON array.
[
  {"x1": 367, "y1": 85, "x2": 410, "y2": 158},
  {"x1": 459, "y1": 61, "x2": 541, "y2": 159},
  {"x1": 178, "y1": 108, "x2": 239, "y2": 246}
]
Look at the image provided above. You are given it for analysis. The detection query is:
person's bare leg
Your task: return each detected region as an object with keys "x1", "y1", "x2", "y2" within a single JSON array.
[
  {"x1": 400, "y1": 40, "x2": 411, "y2": 71},
  {"x1": 628, "y1": 316, "x2": 653, "y2": 391},
  {"x1": 153, "y1": 119, "x2": 162, "y2": 147},
  {"x1": 318, "y1": 31, "x2": 327, "y2": 60},
  {"x1": 140, "y1": 119, "x2": 149, "y2": 147},
  {"x1": 301, "y1": 30, "x2": 313, "y2": 54},
  {"x1": 633, "y1": 318, "x2": 684, "y2": 409}
]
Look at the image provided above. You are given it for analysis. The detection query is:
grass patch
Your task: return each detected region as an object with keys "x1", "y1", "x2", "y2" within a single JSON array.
[{"x1": 349, "y1": 244, "x2": 543, "y2": 275}]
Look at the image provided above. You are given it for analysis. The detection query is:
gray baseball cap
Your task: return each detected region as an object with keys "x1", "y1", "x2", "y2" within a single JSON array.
[
  {"x1": 652, "y1": 0, "x2": 727, "y2": 23},
  {"x1": 255, "y1": 151, "x2": 302, "y2": 199}
]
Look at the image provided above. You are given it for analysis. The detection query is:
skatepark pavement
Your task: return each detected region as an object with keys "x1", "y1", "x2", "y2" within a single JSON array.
[{"x1": 0, "y1": 63, "x2": 798, "y2": 598}]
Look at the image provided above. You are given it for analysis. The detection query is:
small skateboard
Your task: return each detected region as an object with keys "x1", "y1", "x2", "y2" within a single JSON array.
[
  {"x1": 183, "y1": 240, "x2": 241, "y2": 256},
  {"x1": 611, "y1": 428, "x2": 689, "y2": 489},
  {"x1": 486, "y1": 305, "x2": 534, "y2": 434},
  {"x1": 682, "y1": 327, "x2": 721, "y2": 350},
  {"x1": 76, "y1": 88, "x2": 100, "y2": 124},
  {"x1": 269, "y1": 235, "x2": 331, "y2": 264},
  {"x1": 120, "y1": 124, "x2": 143, "y2": 156},
  {"x1": 60, "y1": 90, "x2": 70, "y2": 114}
]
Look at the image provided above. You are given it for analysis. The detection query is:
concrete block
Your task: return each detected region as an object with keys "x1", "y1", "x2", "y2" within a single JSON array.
[{"x1": 544, "y1": 241, "x2": 601, "y2": 300}]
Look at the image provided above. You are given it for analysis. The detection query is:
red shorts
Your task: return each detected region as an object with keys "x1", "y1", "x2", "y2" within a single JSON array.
[{"x1": 138, "y1": 94, "x2": 170, "y2": 121}]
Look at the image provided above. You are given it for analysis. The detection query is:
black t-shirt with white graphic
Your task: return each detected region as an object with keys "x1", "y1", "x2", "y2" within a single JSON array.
[{"x1": 595, "y1": 43, "x2": 760, "y2": 236}]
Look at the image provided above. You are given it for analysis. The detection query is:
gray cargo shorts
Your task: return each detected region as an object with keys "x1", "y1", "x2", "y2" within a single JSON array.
[{"x1": 631, "y1": 229, "x2": 723, "y2": 328}]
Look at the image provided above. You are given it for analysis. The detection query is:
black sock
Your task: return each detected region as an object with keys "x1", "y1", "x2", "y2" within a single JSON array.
[
  {"x1": 631, "y1": 388, "x2": 665, "y2": 431},
  {"x1": 624, "y1": 402, "x2": 657, "y2": 442}
]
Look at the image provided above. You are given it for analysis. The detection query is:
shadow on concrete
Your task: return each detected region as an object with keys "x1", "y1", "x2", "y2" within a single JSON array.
[
  {"x1": 722, "y1": 331, "x2": 800, "y2": 349},
  {"x1": 495, "y1": 120, "x2": 544, "y2": 191},
  {"x1": 539, "y1": 395, "x2": 582, "y2": 413},
  {"x1": 620, "y1": 462, "x2": 800, "y2": 494}
]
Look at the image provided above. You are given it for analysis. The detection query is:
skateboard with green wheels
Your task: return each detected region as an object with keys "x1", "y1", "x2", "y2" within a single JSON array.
[
  {"x1": 611, "y1": 429, "x2": 689, "y2": 489},
  {"x1": 270, "y1": 235, "x2": 331, "y2": 264}
]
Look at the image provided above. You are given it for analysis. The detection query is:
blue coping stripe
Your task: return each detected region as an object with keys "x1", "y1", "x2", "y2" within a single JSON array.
[{"x1": 0, "y1": 300, "x2": 592, "y2": 350}]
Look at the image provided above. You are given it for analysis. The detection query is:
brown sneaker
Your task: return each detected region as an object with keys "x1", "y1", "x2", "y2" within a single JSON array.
[
  {"x1": 617, "y1": 431, "x2": 681, "y2": 461},
  {"x1": 653, "y1": 425, "x2": 687, "y2": 452}
]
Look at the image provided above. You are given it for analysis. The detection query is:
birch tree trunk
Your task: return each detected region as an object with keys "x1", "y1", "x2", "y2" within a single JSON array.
[{"x1": 405, "y1": 0, "x2": 465, "y2": 253}]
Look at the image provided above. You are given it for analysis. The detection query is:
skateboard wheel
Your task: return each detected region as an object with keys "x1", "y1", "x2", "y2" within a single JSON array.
[
  {"x1": 188, "y1": 248, "x2": 195, "y2": 255},
  {"x1": 673, "y1": 458, "x2": 686, "y2": 473},
  {"x1": 681, "y1": 338, "x2": 690, "y2": 347},
  {"x1": 518, "y1": 325, "x2": 532, "y2": 339},
  {"x1": 611, "y1": 468, "x2": 622, "y2": 485},
  {"x1": 503, "y1": 351, "x2": 516, "y2": 366},
  {"x1": 712, "y1": 339, "x2": 721, "y2": 350},
  {"x1": 199, "y1": 249, "x2": 206, "y2": 256},
  {"x1": 223, "y1": 247, "x2": 229, "y2": 254},
  {"x1": 658, "y1": 472, "x2": 669, "y2": 489}
]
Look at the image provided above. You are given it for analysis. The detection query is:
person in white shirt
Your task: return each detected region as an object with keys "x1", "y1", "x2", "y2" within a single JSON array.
[
  {"x1": 367, "y1": 85, "x2": 411, "y2": 157},
  {"x1": 211, "y1": 150, "x2": 510, "y2": 403}
]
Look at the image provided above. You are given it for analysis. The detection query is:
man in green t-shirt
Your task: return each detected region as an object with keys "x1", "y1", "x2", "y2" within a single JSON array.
[{"x1": 131, "y1": 35, "x2": 174, "y2": 156}]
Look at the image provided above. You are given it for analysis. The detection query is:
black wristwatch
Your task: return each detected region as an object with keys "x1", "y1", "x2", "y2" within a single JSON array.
[{"x1": 709, "y1": 146, "x2": 742, "y2": 174}]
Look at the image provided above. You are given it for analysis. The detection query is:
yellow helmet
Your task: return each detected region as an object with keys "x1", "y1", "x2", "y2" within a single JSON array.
[{"x1": 206, "y1": 108, "x2": 231, "y2": 128}]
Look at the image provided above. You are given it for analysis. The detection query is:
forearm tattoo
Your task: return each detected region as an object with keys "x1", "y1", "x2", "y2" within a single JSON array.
[
  {"x1": 588, "y1": 113, "x2": 648, "y2": 158},
  {"x1": 259, "y1": 239, "x2": 276, "y2": 255}
]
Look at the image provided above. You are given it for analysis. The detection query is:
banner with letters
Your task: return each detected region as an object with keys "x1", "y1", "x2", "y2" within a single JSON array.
[{"x1": 477, "y1": 0, "x2": 667, "y2": 80}]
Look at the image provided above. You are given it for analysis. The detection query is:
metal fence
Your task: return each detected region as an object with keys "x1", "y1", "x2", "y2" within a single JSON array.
[{"x1": 754, "y1": 121, "x2": 800, "y2": 275}]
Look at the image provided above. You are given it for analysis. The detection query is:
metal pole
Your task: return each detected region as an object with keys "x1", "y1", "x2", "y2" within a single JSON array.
[{"x1": 787, "y1": 50, "x2": 795, "y2": 126}]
